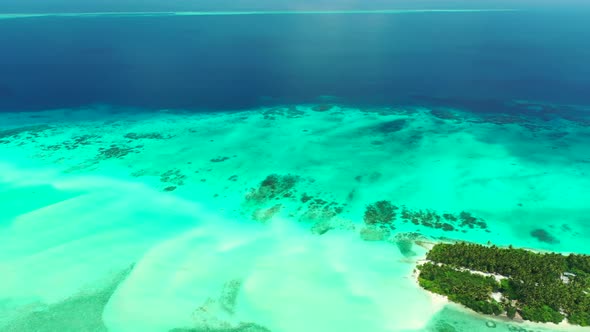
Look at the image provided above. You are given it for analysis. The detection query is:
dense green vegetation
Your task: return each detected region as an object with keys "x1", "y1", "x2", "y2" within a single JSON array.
[
  {"x1": 419, "y1": 263, "x2": 504, "y2": 316},
  {"x1": 417, "y1": 243, "x2": 590, "y2": 326}
]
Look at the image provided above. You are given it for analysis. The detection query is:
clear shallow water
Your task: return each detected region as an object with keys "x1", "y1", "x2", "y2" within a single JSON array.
[{"x1": 0, "y1": 4, "x2": 589, "y2": 332}]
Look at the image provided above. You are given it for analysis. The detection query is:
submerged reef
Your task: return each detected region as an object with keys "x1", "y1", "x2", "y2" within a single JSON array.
[
  {"x1": 124, "y1": 132, "x2": 171, "y2": 140},
  {"x1": 299, "y1": 198, "x2": 344, "y2": 223},
  {"x1": 219, "y1": 279, "x2": 242, "y2": 315},
  {"x1": 168, "y1": 278, "x2": 271, "y2": 332},
  {"x1": 245, "y1": 174, "x2": 301, "y2": 204},
  {"x1": 418, "y1": 243, "x2": 590, "y2": 326},
  {"x1": 1, "y1": 266, "x2": 132, "y2": 332},
  {"x1": 311, "y1": 104, "x2": 335, "y2": 112},
  {"x1": 160, "y1": 169, "x2": 188, "y2": 186},
  {"x1": 210, "y1": 156, "x2": 230, "y2": 163},
  {"x1": 41, "y1": 134, "x2": 102, "y2": 152},
  {"x1": 163, "y1": 186, "x2": 177, "y2": 192},
  {"x1": 430, "y1": 108, "x2": 463, "y2": 122},
  {"x1": 394, "y1": 235, "x2": 418, "y2": 257},
  {"x1": 530, "y1": 228, "x2": 560, "y2": 244},
  {"x1": 97, "y1": 145, "x2": 139, "y2": 160},
  {"x1": 252, "y1": 204, "x2": 282, "y2": 223},
  {"x1": 360, "y1": 200, "x2": 398, "y2": 238},
  {"x1": 262, "y1": 106, "x2": 305, "y2": 120},
  {"x1": 0, "y1": 124, "x2": 51, "y2": 140},
  {"x1": 243, "y1": 174, "x2": 301, "y2": 223},
  {"x1": 0, "y1": 124, "x2": 53, "y2": 145},
  {"x1": 373, "y1": 119, "x2": 408, "y2": 134},
  {"x1": 400, "y1": 207, "x2": 488, "y2": 232},
  {"x1": 364, "y1": 200, "x2": 397, "y2": 226},
  {"x1": 243, "y1": 174, "x2": 346, "y2": 231},
  {"x1": 360, "y1": 200, "x2": 488, "y2": 240}
]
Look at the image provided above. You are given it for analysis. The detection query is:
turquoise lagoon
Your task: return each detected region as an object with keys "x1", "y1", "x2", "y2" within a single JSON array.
[{"x1": 1, "y1": 103, "x2": 589, "y2": 331}]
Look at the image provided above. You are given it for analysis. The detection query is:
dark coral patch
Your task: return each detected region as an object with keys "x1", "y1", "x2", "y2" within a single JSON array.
[
  {"x1": 300, "y1": 193, "x2": 313, "y2": 203},
  {"x1": 163, "y1": 186, "x2": 177, "y2": 192},
  {"x1": 399, "y1": 207, "x2": 487, "y2": 232},
  {"x1": 263, "y1": 106, "x2": 305, "y2": 119},
  {"x1": 430, "y1": 109, "x2": 462, "y2": 121},
  {"x1": 531, "y1": 228, "x2": 559, "y2": 244},
  {"x1": 211, "y1": 156, "x2": 230, "y2": 163},
  {"x1": 0, "y1": 125, "x2": 51, "y2": 139},
  {"x1": 299, "y1": 198, "x2": 344, "y2": 223},
  {"x1": 97, "y1": 146, "x2": 136, "y2": 159},
  {"x1": 245, "y1": 174, "x2": 300, "y2": 204},
  {"x1": 124, "y1": 132, "x2": 171, "y2": 140},
  {"x1": 458, "y1": 211, "x2": 487, "y2": 229},
  {"x1": 374, "y1": 119, "x2": 408, "y2": 133},
  {"x1": 160, "y1": 169, "x2": 187, "y2": 186},
  {"x1": 364, "y1": 200, "x2": 398, "y2": 228},
  {"x1": 312, "y1": 104, "x2": 334, "y2": 112},
  {"x1": 396, "y1": 238, "x2": 417, "y2": 257}
]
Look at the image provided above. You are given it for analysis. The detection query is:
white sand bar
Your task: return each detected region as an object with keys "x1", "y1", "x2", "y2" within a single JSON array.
[{"x1": 0, "y1": 9, "x2": 519, "y2": 20}]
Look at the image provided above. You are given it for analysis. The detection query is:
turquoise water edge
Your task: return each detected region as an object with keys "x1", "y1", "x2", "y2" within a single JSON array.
[{"x1": 1, "y1": 103, "x2": 589, "y2": 331}]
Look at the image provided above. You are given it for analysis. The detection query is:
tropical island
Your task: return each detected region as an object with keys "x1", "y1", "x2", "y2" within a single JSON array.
[{"x1": 417, "y1": 243, "x2": 590, "y2": 326}]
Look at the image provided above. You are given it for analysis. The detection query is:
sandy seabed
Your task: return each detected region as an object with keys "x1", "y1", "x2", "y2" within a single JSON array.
[{"x1": 1, "y1": 103, "x2": 589, "y2": 331}]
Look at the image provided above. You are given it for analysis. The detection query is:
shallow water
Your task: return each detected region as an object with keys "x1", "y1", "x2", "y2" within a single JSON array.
[{"x1": 1, "y1": 3, "x2": 589, "y2": 332}]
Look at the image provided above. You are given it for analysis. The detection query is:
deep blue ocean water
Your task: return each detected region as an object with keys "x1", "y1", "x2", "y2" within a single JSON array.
[{"x1": 1, "y1": 7, "x2": 589, "y2": 113}]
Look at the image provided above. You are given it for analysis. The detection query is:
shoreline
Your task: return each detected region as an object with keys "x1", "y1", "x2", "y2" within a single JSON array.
[
  {"x1": 410, "y1": 260, "x2": 449, "y2": 310},
  {"x1": 412, "y1": 241, "x2": 589, "y2": 332}
]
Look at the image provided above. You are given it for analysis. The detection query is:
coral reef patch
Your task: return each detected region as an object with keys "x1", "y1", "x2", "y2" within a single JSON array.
[
  {"x1": 530, "y1": 228, "x2": 559, "y2": 244},
  {"x1": 0, "y1": 125, "x2": 52, "y2": 140},
  {"x1": 124, "y1": 132, "x2": 171, "y2": 140},
  {"x1": 97, "y1": 145, "x2": 139, "y2": 160},
  {"x1": 160, "y1": 169, "x2": 187, "y2": 186},
  {"x1": 245, "y1": 174, "x2": 301, "y2": 205},
  {"x1": 0, "y1": 266, "x2": 132, "y2": 332}
]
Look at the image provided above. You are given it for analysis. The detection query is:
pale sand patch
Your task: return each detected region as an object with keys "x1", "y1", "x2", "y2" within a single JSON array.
[
  {"x1": 0, "y1": 164, "x2": 206, "y2": 305},
  {"x1": 103, "y1": 220, "x2": 443, "y2": 332}
]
